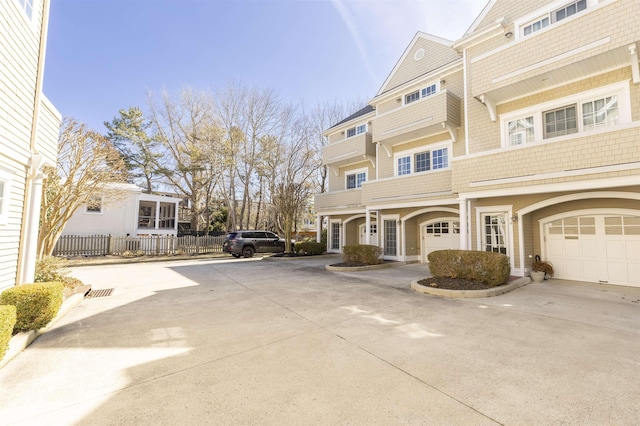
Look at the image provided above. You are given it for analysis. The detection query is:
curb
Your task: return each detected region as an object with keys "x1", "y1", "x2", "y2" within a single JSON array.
[
  {"x1": 325, "y1": 261, "x2": 406, "y2": 272},
  {"x1": 67, "y1": 253, "x2": 230, "y2": 267},
  {"x1": 410, "y1": 277, "x2": 531, "y2": 298},
  {"x1": 263, "y1": 254, "x2": 340, "y2": 262},
  {"x1": 0, "y1": 288, "x2": 89, "y2": 369}
]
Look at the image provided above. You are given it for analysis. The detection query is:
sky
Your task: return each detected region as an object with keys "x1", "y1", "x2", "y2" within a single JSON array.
[{"x1": 44, "y1": 0, "x2": 489, "y2": 132}]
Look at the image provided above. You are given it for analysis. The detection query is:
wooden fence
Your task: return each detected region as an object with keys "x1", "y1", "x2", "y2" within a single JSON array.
[{"x1": 53, "y1": 234, "x2": 225, "y2": 257}]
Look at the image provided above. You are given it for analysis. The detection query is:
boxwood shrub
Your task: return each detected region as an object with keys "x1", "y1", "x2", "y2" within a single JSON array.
[
  {"x1": 0, "y1": 282, "x2": 64, "y2": 332},
  {"x1": 294, "y1": 240, "x2": 325, "y2": 255},
  {"x1": 0, "y1": 305, "x2": 17, "y2": 361},
  {"x1": 427, "y1": 250, "x2": 510, "y2": 287},
  {"x1": 342, "y1": 244, "x2": 383, "y2": 265}
]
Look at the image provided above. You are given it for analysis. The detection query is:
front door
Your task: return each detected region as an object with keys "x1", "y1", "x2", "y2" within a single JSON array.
[{"x1": 359, "y1": 223, "x2": 378, "y2": 245}]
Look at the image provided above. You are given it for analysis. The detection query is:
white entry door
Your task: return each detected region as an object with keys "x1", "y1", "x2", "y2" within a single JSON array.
[
  {"x1": 359, "y1": 223, "x2": 378, "y2": 246},
  {"x1": 422, "y1": 221, "x2": 460, "y2": 262},
  {"x1": 545, "y1": 215, "x2": 640, "y2": 287}
]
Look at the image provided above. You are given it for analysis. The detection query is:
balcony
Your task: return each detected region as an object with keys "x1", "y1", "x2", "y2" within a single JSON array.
[
  {"x1": 361, "y1": 171, "x2": 453, "y2": 206},
  {"x1": 372, "y1": 90, "x2": 461, "y2": 151},
  {"x1": 322, "y1": 132, "x2": 374, "y2": 173},
  {"x1": 471, "y1": 1, "x2": 640, "y2": 105},
  {"x1": 314, "y1": 189, "x2": 363, "y2": 213}
]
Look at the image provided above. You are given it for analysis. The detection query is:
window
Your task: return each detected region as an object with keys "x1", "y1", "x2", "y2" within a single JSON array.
[
  {"x1": 331, "y1": 222, "x2": 341, "y2": 250},
  {"x1": 553, "y1": 0, "x2": 587, "y2": 23},
  {"x1": 518, "y1": 0, "x2": 588, "y2": 38},
  {"x1": 415, "y1": 152, "x2": 430, "y2": 173},
  {"x1": 346, "y1": 170, "x2": 366, "y2": 189},
  {"x1": 345, "y1": 124, "x2": 367, "y2": 138},
  {"x1": 405, "y1": 91, "x2": 420, "y2": 104},
  {"x1": 544, "y1": 105, "x2": 577, "y2": 139},
  {"x1": 501, "y1": 82, "x2": 630, "y2": 147},
  {"x1": 383, "y1": 220, "x2": 397, "y2": 256},
  {"x1": 421, "y1": 84, "x2": 437, "y2": 98},
  {"x1": 582, "y1": 96, "x2": 618, "y2": 131},
  {"x1": 396, "y1": 145, "x2": 449, "y2": 176},
  {"x1": 508, "y1": 116, "x2": 535, "y2": 145},
  {"x1": 15, "y1": 0, "x2": 34, "y2": 20},
  {"x1": 85, "y1": 196, "x2": 103, "y2": 214},
  {"x1": 397, "y1": 156, "x2": 411, "y2": 176}
]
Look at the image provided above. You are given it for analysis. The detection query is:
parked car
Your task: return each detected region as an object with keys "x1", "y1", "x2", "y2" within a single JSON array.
[{"x1": 223, "y1": 230, "x2": 288, "y2": 258}]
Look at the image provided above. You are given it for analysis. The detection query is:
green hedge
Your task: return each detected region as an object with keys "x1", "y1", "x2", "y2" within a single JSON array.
[
  {"x1": 427, "y1": 250, "x2": 510, "y2": 287},
  {"x1": 342, "y1": 244, "x2": 383, "y2": 265},
  {"x1": 0, "y1": 282, "x2": 64, "y2": 332},
  {"x1": 0, "y1": 305, "x2": 17, "y2": 361},
  {"x1": 294, "y1": 240, "x2": 325, "y2": 255}
]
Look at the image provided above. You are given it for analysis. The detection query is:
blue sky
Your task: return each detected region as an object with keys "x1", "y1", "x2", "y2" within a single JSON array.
[{"x1": 44, "y1": 0, "x2": 488, "y2": 132}]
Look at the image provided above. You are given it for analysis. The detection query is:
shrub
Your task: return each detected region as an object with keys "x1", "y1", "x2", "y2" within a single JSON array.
[
  {"x1": 428, "y1": 250, "x2": 510, "y2": 287},
  {"x1": 0, "y1": 282, "x2": 64, "y2": 332},
  {"x1": 0, "y1": 305, "x2": 17, "y2": 361},
  {"x1": 342, "y1": 244, "x2": 383, "y2": 265},
  {"x1": 320, "y1": 229, "x2": 328, "y2": 248},
  {"x1": 35, "y1": 256, "x2": 85, "y2": 298},
  {"x1": 294, "y1": 240, "x2": 325, "y2": 255}
]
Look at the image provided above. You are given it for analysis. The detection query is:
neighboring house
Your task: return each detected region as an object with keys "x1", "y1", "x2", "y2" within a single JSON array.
[
  {"x1": 0, "y1": 0, "x2": 61, "y2": 291},
  {"x1": 316, "y1": 0, "x2": 640, "y2": 287},
  {"x1": 61, "y1": 184, "x2": 181, "y2": 237}
]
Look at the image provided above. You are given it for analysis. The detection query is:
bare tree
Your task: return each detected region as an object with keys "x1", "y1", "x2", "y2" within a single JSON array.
[
  {"x1": 38, "y1": 118, "x2": 128, "y2": 258},
  {"x1": 147, "y1": 88, "x2": 222, "y2": 233}
]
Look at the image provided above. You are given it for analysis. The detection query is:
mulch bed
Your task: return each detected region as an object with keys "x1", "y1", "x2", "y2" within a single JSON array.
[
  {"x1": 330, "y1": 261, "x2": 371, "y2": 267},
  {"x1": 417, "y1": 276, "x2": 520, "y2": 290}
]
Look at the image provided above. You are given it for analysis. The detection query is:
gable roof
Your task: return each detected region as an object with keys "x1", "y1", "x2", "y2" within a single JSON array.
[
  {"x1": 328, "y1": 105, "x2": 375, "y2": 130},
  {"x1": 376, "y1": 32, "x2": 459, "y2": 97},
  {"x1": 463, "y1": 0, "x2": 497, "y2": 37}
]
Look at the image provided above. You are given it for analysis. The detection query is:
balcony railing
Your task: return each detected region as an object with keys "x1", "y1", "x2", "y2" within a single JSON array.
[
  {"x1": 315, "y1": 189, "x2": 363, "y2": 212},
  {"x1": 373, "y1": 90, "x2": 461, "y2": 147}
]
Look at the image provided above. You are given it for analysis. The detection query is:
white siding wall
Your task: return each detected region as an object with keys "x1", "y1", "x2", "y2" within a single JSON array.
[{"x1": 62, "y1": 193, "x2": 140, "y2": 237}]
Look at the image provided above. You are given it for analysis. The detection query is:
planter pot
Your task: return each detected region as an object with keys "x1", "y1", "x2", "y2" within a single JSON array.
[{"x1": 530, "y1": 271, "x2": 545, "y2": 283}]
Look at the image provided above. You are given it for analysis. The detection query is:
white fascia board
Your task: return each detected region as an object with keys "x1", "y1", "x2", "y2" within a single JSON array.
[{"x1": 322, "y1": 111, "x2": 376, "y2": 138}]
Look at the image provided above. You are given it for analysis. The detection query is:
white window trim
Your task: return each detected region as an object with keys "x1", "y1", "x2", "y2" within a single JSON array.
[
  {"x1": 84, "y1": 196, "x2": 104, "y2": 214},
  {"x1": 329, "y1": 219, "x2": 342, "y2": 253},
  {"x1": 393, "y1": 141, "x2": 452, "y2": 177},
  {"x1": 380, "y1": 214, "x2": 400, "y2": 260},
  {"x1": 514, "y1": 0, "x2": 598, "y2": 40},
  {"x1": 475, "y1": 206, "x2": 515, "y2": 269},
  {"x1": 0, "y1": 169, "x2": 13, "y2": 225},
  {"x1": 345, "y1": 167, "x2": 368, "y2": 190},
  {"x1": 500, "y1": 81, "x2": 631, "y2": 148},
  {"x1": 402, "y1": 81, "x2": 440, "y2": 106},
  {"x1": 345, "y1": 123, "x2": 368, "y2": 139}
]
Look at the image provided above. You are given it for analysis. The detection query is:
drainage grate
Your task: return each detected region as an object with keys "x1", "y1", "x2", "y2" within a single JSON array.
[{"x1": 85, "y1": 288, "x2": 115, "y2": 299}]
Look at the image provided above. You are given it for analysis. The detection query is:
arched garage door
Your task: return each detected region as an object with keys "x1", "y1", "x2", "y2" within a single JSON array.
[{"x1": 544, "y1": 215, "x2": 640, "y2": 287}]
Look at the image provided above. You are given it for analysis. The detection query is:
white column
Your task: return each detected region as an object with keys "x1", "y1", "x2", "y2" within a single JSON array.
[
  {"x1": 316, "y1": 215, "x2": 322, "y2": 243},
  {"x1": 365, "y1": 209, "x2": 371, "y2": 245},
  {"x1": 458, "y1": 197, "x2": 468, "y2": 250},
  {"x1": 20, "y1": 171, "x2": 45, "y2": 283},
  {"x1": 155, "y1": 201, "x2": 160, "y2": 230}
]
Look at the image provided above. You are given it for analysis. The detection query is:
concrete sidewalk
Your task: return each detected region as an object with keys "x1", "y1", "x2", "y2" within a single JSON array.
[{"x1": 1, "y1": 257, "x2": 638, "y2": 425}]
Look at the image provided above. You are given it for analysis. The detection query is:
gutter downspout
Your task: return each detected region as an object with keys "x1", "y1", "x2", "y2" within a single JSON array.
[{"x1": 17, "y1": 0, "x2": 52, "y2": 284}]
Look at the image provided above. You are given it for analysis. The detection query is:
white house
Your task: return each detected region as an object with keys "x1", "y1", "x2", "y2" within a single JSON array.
[
  {"x1": 62, "y1": 184, "x2": 181, "y2": 237},
  {"x1": 0, "y1": 0, "x2": 61, "y2": 290}
]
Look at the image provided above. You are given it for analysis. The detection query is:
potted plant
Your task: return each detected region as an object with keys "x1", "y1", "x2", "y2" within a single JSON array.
[{"x1": 530, "y1": 255, "x2": 554, "y2": 282}]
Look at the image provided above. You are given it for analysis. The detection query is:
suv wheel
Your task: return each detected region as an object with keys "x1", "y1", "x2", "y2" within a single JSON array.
[{"x1": 242, "y1": 246, "x2": 255, "y2": 258}]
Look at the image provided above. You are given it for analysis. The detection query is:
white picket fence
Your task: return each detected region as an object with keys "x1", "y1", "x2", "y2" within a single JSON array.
[{"x1": 53, "y1": 234, "x2": 225, "y2": 257}]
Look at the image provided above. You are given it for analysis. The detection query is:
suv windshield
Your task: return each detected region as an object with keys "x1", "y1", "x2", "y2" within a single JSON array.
[{"x1": 226, "y1": 232, "x2": 238, "y2": 239}]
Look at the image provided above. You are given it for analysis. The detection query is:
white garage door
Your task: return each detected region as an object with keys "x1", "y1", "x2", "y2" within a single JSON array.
[
  {"x1": 545, "y1": 215, "x2": 640, "y2": 287},
  {"x1": 422, "y1": 221, "x2": 460, "y2": 263}
]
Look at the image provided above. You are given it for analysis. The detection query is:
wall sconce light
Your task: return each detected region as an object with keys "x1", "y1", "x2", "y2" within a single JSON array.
[
  {"x1": 504, "y1": 31, "x2": 513, "y2": 38},
  {"x1": 440, "y1": 79, "x2": 446, "y2": 85},
  {"x1": 396, "y1": 98, "x2": 402, "y2": 103},
  {"x1": 341, "y1": 131, "x2": 345, "y2": 135},
  {"x1": 511, "y1": 215, "x2": 518, "y2": 222}
]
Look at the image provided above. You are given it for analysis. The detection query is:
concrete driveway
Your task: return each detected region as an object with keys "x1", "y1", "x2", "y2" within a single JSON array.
[{"x1": 1, "y1": 256, "x2": 638, "y2": 425}]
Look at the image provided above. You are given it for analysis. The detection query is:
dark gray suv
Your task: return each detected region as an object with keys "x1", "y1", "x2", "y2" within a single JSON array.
[{"x1": 223, "y1": 230, "x2": 286, "y2": 258}]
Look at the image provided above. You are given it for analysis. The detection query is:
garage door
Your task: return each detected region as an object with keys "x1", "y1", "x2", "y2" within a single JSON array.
[
  {"x1": 422, "y1": 221, "x2": 460, "y2": 263},
  {"x1": 545, "y1": 215, "x2": 640, "y2": 287}
]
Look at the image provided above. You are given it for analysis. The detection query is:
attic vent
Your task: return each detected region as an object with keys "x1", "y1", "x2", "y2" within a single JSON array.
[
  {"x1": 414, "y1": 48, "x2": 425, "y2": 61},
  {"x1": 85, "y1": 288, "x2": 115, "y2": 298}
]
